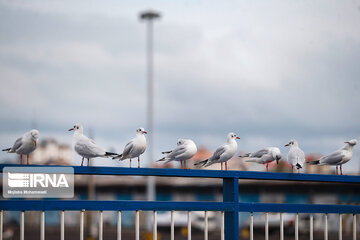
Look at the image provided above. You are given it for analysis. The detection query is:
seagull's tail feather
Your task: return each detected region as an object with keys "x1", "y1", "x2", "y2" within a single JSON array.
[
  {"x1": 161, "y1": 150, "x2": 172, "y2": 154},
  {"x1": 157, "y1": 157, "x2": 172, "y2": 164},
  {"x1": 105, "y1": 152, "x2": 118, "y2": 157},
  {"x1": 112, "y1": 154, "x2": 123, "y2": 160},
  {"x1": 157, "y1": 157, "x2": 166, "y2": 162},
  {"x1": 308, "y1": 160, "x2": 320, "y2": 165},
  {"x1": 2, "y1": 148, "x2": 11, "y2": 152},
  {"x1": 239, "y1": 153, "x2": 251, "y2": 158},
  {"x1": 194, "y1": 159, "x2": 208, "y2": 167},
  {"x1": 296, "y1": 163, "x2": 302, "y2": 169}
]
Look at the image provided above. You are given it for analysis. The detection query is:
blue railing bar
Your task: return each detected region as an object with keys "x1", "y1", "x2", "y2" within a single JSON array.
[
  {"x1": 1, "y1": 164, "x2": 359, "y2": 183},
  {"x1": 1, "y1": 200, "x2": 360, "y2": 214},
  {"x1": 0, "y1": 200, "x2": 235, "y2": 211}
]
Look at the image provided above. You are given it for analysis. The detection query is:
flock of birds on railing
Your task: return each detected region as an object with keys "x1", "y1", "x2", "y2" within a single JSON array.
[{"x1": 2, "y1": 124, "x2": 358, "y2": 175}]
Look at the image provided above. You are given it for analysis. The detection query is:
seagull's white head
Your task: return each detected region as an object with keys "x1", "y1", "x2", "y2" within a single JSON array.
[
  {"x1": 227, "y1": 132, "x2": 240, "y2": 141},
  {"x1": 30, "y1": 129, "x2": 40, "y2": 140},
  {"x1": 136, "y1": 127, "x2": 147, "y2": 135},
  {"x1": 345, "y1": 139, "x2": 357, "y2": 146},
  {"x1": 29, "y1": 129, "x2": 40, "y2": 146},
  {"x1": 285, "y1": 139, "x2": 298, "y2": 147},
  {"x1": 177, "y1": 139, "x2": 185, "y2": 146},
  {"x1": 68, "y1": 124, "x2": 83, "y2": 134}
]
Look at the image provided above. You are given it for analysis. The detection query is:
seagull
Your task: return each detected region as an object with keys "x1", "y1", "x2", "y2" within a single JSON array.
[
  {"x1": 309, "y1": 139, "x2": 357, "y2": 175},
  {"x1": 112, "y1": 128, "x2": 147, "y2": 168},
  {"x1": 157, "y1": 139, "x2": 197, "y2": 169},
  {"x1": 2, "y1": 129, "x2": 39, "y2": 165},
  {"x1": 239, "y1": 147, "x2": 282, "y2": 172},
  {"x1": 285, "y1": 139, "x2": 305, "y2": 173},
  {"x1": 194, "y1": 133, "x2": 240, "y2": 170},
  {"x1": 68, "y1": 124, "x2": 117, "y2": 166}
]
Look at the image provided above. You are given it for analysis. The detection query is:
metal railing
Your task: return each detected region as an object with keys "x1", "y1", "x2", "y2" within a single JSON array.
[{"x1": 1, "y1": 164, "x2": 360, "y2": 240}]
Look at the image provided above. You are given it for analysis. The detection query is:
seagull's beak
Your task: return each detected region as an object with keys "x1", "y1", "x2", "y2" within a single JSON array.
[
  {"x1": 284, "y1": 143, "x2": 290, "y2": 147},
  {"x1": 68, "y1": 128, "x2": 74, "y2": 131},
  {"x1": 236, "y1": 136, "x2": 240, "y2": 139},
  {"x1": 276, "y1": 159, "x2": 279, "y2": 164},
  {"x1": 34, "y1": 140, "x2": 37, "y2": 146},
  {"x1": 143, "y1": 131, "x2": 148, "y2": 134},
  {"x1": 344, "y1": 141, "x2": 350, "y2": 144}
]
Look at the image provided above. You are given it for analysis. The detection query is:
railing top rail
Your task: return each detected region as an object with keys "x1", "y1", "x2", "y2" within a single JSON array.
[
  {"x1": 1, "y1": 200, "x2": 360, "y2": 214},
  {"x1": 1, "y1": 164, "x2": 360, "y2": 183}
]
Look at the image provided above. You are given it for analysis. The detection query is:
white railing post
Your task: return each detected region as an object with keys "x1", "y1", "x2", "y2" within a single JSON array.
[
  {"x1": 153, "y1": 211, "x2": 157, "y2": 240},
  {"x1": 295, "y1": 213, "x2": 299, "y2": 240},
  {"x1": 40, "y1": 211, "x2": 45, "y2": 240},
  {"x1": 171, "y1": 211, "x2": 174, "y2": 240},
  {"x1": 99, "y1": 211, "x2": 103, "y2": 240},
  {"x1": 135, "y1": 210, "x2": 140, "y2": 240},
  {"x1": 280, "y1": 212, "x2": 284, "y2": 240},
  {"x1": 265, "y1": 212, "x2": 269, "y2": 240},
  {"x1": 250, "y1": 213, "x2": 254, "y2": 240},
  {"x1": 80, "y1": 210, "x2": 84, "y2": 240},
  {"x1": 324, "y1": 214, "x2": 328, "y2": 240},
  {"x1": 310, "y1": 214, "x2": 314, "y2": 240},
  {"x1": 339, "y1": 214, "x2": 342, "y2": 240},
  {"x1": 20, "y1": 211, "x2": 24, "y2": 240},
  {"x1": 187, "y1": 211, "x2": 191, "y2": 240},
  {"x1": 221, "y1": 211, "x2": 224, "y2": 240},
  {"x1": 204, "y1": 211, "x2": 208, "y2": 240},
  {"x1": 354, "y1": 214, "x2": 357, "y2": 240},
  {"x1": 60, "y1": 211, "x2": 65, "y2": 240},
  {"x1": 117, "y1": 211, "x2": 121, "y2": 240}
]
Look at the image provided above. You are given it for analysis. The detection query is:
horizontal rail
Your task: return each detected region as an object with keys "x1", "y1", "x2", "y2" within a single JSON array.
[
  {"x1": 1, "y1": 200, "x2": 360, "y2": 214},
  {"x1": 1, "y1": 164, "x2": 360, "y2": 183}
]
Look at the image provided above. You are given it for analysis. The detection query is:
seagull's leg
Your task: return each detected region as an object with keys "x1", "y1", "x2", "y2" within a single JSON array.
[
  {"x1": 87, "y1": 158, "x2": 90, "y2": 167},
  {"x1": 340, "y1": 165, "x2": 343, "y2": 175},
  {"x1": 130, "y1": 158, "x2": 132, "y2": 168},
  {"x1": 138, "y1": 157, "x2": 140, "y2": 168},
  {"x1": 225, "y1": 162, "x2": 228, "y2": 171},
  {"x1": 27, "y1": 155, "x2": 29, "y2": 165},
  {"x1": 184, "y1": 160, "x2": 186, "y2": 169},
  {"x1": 336, "y1": 166, "x2": 338, "y2": 175},
  {"x1": 81, "y1": 157, "x2": 84, "y2": 167},
  {"x1": 20, "y1": 155, "x2": 23, "y2": 165},
  {"x1": 266, "y1": 164, "x2": 269, "y2": 172},
  {"x1": 221, "y1": 162, "x2": 223, "y2": 171}
]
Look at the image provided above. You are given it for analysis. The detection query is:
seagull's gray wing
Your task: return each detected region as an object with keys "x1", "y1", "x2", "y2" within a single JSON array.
[
  {"x1": 167, "y1": 146, "x2": 187, "y2": 159},
  {"x1": 251, "y1": 149, "x2": 269, "y2": 158},
  {"x1": 320, "y1": 151, "x2": 344, "y2": 165},
  {"x1": 11, "y1": 137, "x2": 23, "y2": 152},
  {"x1": 210, "y1": 146, "x2": 226, "y2": 162},
  {"x1": 122, "y1": 140, "x2": 135, "y2": 158}
]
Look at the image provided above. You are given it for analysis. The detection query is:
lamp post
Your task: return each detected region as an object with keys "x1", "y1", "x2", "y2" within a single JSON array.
[{"x1": 139, "y1": 10, "x2": 161, "y2": 231}]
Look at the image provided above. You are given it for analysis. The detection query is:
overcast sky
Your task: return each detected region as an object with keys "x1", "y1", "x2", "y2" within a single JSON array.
[{"x1": 0, "y1": 0, "x2": 359, "y2": 172}]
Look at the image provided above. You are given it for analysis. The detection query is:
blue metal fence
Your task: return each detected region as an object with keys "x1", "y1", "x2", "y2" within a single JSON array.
[{"x1": 1, "y1": 164, "x2": 360, "y2": 240}]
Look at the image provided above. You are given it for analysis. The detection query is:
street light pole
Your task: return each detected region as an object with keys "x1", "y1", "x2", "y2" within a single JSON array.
[{"x1": 139, "y1": 10, "x2": 161, "y2": 231}]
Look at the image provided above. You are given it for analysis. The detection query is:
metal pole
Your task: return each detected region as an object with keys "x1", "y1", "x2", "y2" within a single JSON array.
[
  {"x1": 99, "y1": 211, "x2": 103, "y2": 240},
  {"x1": 250, "y1": 213, "x2": 254, "y2": 240},
  {"x1": 135, "y1": 210, "x2": 140, "y2": 240},
  {"x1": 265, "y1": 213, "x2": 269, "y2": 240},
  {"x1": 0, "y1": 210, "x2": 3, "y2": 240},
  {"x1": 140, "y1": 10, "x2": 161, "y2": 231},
  {"x1": 310, "y1": 214, "x2": 314, "y2": 240},
  {"x1": 295, "y1": 213, "x2": 299, "y2": 240},
  {"x1": 117, "y1": 211, "x2": 121, "y2": 240},
  {"x1": 40, "y1": 211, "x2": 45, "y2": 240},
  {"x1": 204, "y1": 211, "x2": 208, "y2": 240},
  {"x1": 60, "y1": 211, "x2": 65, "y2": 240},
  {"x1": 153, "y1": 211, "x2": 157, "y2": 240},
  {"x1": 353, "y1": 214, "x2": 356, "y2": 240},
  {"x1": 187, "y1": 211, "x2": 191, "y2": 240},
  {"x1": 171, "y1": 211, "x2": 174, "y2": 240},
  {"x1": 339, "y1": 214, "x2": 342, "y2": 240},
  {"x1": 20, "y1": 211, "x2": 24, "y2": 240},
  {"x1": 325, "y1": 214, "x2": 328, "y2": 240}
]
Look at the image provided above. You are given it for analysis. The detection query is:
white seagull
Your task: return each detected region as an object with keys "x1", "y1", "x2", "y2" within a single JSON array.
[
  {"x1": 285, "y1": 139, "x2": 305, "y2": 173},
  {"x1": 69, "y1": 124, "x2": 117, "y2": 166},
  {"x1": 240, "y1": 147, "x2": 282, "y2": 172},
  {"x1": 2, "y1": 129, "x2": 39, "y2": 165},
  {"x1": 309, "y1": 139, "x2": 357, "y2": 175},
  {"x1": 194, "y1": 133, "x2": 240, "y2": 170},
  {"x1": 157, "y1": 139, "x2": 197, "y2": 169},
  {"x1": 113, "y1": 127, "x2": 147, "y2": 168}
]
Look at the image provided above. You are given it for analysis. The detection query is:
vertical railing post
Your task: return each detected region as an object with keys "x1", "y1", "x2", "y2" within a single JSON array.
[{"x1": 223, "y1": 177, "x2": 239, "y2": 240}]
